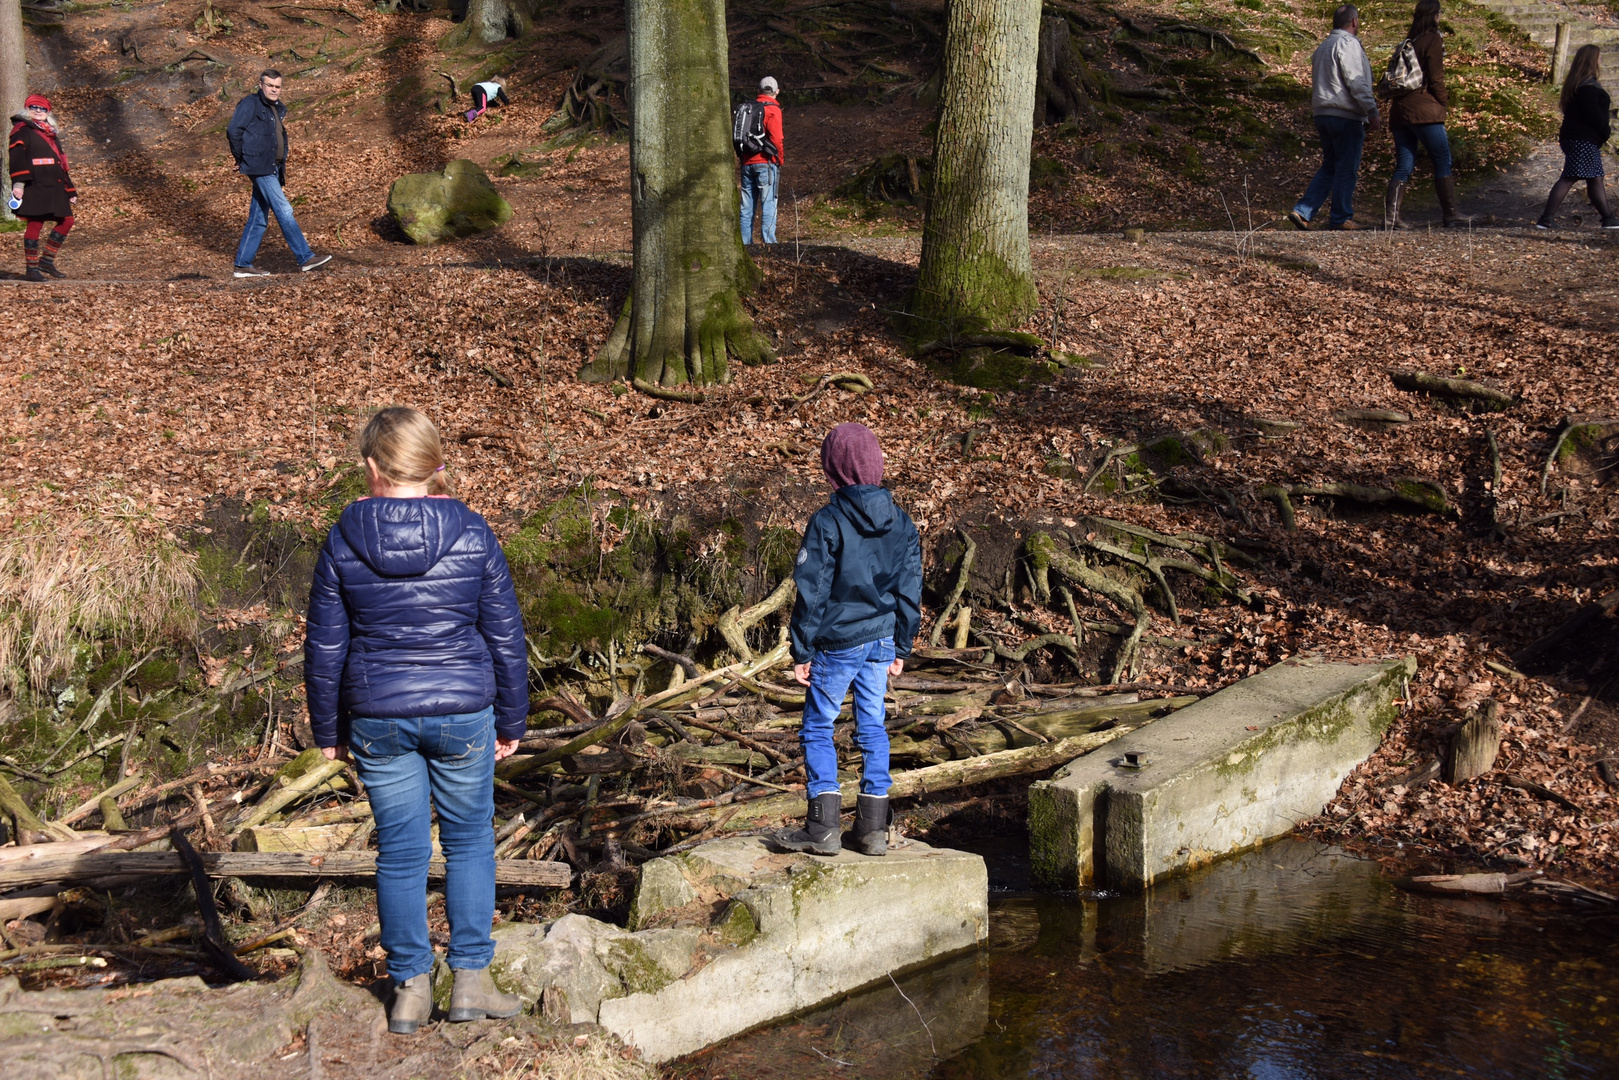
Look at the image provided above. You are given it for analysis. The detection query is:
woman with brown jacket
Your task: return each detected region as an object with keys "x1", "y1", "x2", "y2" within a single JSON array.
[{"x1": 1385, "y1": 0, "x2": 1474, "y2": 228}]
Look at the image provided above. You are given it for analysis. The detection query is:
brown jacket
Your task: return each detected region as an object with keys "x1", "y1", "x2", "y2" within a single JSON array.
[{"x1": 1390, "y1": 30, "x2": 1448, "y2": 128}]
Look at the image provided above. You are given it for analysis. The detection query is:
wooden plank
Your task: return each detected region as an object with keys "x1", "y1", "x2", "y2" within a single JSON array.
[
  {"x1": 0, "y1": 850, "x2": 571, "y2": 890},
  {"x1": 235, "y1": 823, "x2": 366, "y2": 853}
]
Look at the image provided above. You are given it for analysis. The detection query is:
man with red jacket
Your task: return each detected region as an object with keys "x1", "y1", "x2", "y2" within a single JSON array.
[{"x1": 740, "y1": 76, "x2": 784, "y2": 246}]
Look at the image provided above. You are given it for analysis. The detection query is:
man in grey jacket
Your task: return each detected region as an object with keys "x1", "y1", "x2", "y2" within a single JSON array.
[{"x1": 1287, "y1": 6, "x2": 1381, "y2": 231}]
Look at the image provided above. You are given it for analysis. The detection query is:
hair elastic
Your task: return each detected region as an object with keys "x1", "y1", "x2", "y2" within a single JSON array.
[{"x1": 435, "y1": 465, "x2": 445, "y2": 472}]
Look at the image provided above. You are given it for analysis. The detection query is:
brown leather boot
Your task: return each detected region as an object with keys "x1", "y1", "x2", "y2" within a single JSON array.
[
  {"x1": 448, "y1": 966, "x2": 521, "y2": 1022},
  {"x1": 1436, "y1": 176, "x2": 1475, "y2": 226},
  {"x1": 388, "y1": 972, "x2": 432, "y2": 1034},
  {"x1": 1384, "y1": 179, "x2": 1412, "y2": 230}
]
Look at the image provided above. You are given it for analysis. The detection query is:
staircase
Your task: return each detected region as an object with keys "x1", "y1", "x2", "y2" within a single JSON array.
[{"x1": 1467, "y1": 0, "x2": 1619, "y2": 72}]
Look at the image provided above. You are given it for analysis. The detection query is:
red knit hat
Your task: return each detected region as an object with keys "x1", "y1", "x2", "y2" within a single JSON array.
[{"x1": 24, "y1": 94, "x2": 50, "y2": 110}]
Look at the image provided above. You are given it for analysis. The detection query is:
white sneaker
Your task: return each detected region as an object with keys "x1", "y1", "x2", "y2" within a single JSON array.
[
  {"x1": 233, "y1": 264, "x2": 271, "y2": 277},
  {"x1": 300, "y1": 254, "x2": 332, "y2": 272}
]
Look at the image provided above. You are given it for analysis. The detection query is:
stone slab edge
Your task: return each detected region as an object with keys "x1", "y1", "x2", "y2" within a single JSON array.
[{"x1": 1028, "y1": 654, "x2": 1415, "y2": 892}]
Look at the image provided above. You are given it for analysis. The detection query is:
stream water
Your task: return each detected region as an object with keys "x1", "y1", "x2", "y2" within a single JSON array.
[{"x1": 673, "y1": 837, "x2": 1619, "y2": 1079}]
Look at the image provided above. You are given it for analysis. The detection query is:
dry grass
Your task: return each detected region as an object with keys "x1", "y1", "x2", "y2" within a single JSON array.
[
  {"x1": 466, "y1": 1031, "x2": 662, "y2": 1080},
  {"x1": 0, "y1": 499, "x2": 198, "y2": 693}
]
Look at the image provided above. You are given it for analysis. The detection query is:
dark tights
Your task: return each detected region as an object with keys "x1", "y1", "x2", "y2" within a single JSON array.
[{"x1": 1541, "y1": 177, "x2": 1612, "y2": 224}]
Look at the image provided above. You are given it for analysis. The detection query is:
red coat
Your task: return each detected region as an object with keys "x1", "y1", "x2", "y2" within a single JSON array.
[
  {"x1": 8, "y1": 117, "x2": 75, "y2": 220},
  {"x1": 741, "y1": 94, "x2": 784, "y2": 167}
]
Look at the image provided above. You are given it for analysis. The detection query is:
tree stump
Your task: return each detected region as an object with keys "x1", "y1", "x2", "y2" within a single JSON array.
[{"x1": 1445, "y1": 700, "x2": 1502, "y2": 783}]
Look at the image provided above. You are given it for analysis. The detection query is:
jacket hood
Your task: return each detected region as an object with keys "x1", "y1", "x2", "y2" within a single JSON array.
[
  {"x1": 338, "y1": 497, "x2": 469, "y2": 577},
  {"x1": 831, "y1": 485, "x2": 896, "y2": 536}
]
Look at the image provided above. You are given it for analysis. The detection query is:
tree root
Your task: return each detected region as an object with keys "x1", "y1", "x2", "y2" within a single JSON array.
[
  {"x1": 1258, "y1": 479, "x2": 1454, "y2": 529},
  {"x1": 785, "y1": 371, "x2": 874, "y2": 411},
  {"x1": 717, "y1": 576, "x2": 797, "y2": 661},
  {"x1": 631, "y1": 378, "x2": 707, "y2": 404},
  {"x1": 1390, "y1": 369, "x2": 1514, "y2": 411},
  {"x1": 1541, "y1": 415, "x2": 1619, "y2": 494},
  {"x1": 1026, "y1": 532, "x2": 1148, "y2": 683},
  {"x1": 929, "y1": 527, "x2": 978, "y2": 646},
  {"x1": 454, "y1": 428, "x2": 533, "y2": 459}
]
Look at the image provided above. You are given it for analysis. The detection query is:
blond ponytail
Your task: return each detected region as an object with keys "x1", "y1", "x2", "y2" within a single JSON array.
[{"x1": 359, "y1": 407, "x2": 452, "y2": 496}]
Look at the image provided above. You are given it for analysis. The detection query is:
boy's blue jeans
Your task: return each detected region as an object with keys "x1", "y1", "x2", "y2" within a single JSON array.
[
  {"x1": 739, "y1": 162, "x2": 778, "y2": 245},
  {"x1": 1292, "y1": 115, "x2": 1368, "y2": 226},
  {"x1": 234, "y1": 173, "x2": 313, "y2": 267},
  {"x1": 347, "y1": 707, "x2": 497, "y2": 983},
  {"x1": 801, "y1": 638, "x2": 893, "y2": 798}
]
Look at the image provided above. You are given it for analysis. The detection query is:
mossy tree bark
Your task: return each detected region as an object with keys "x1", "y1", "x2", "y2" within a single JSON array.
[
  {"x1": 909, "y1": 0, "x2": 1040, "y2": 340},
  {"x1": 579, "y1": 0, "x2": 773, "y2": 388},
  {"x1": 460, "y1": 0, "x2": 529, "y2": 44},
  {"x1": 0, "y1": 0, "x2": 22, "y2": 225}
]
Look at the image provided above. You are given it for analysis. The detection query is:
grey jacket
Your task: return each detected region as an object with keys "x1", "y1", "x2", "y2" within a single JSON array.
[{"x1": 1310, "y1": 29, "x2": 1379, "y2": 122}]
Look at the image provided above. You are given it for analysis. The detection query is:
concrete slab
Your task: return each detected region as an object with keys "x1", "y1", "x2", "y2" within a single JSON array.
[
  {"x1": 1028, "y1": 655, "x2": 1414, "y2": 892},
  {"x1": 487, "y1": 836, "x2": 988, "y2": 1063}
]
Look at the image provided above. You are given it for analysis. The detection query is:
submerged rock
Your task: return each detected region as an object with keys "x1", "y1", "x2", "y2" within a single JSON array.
[{"x1": 386, "y1": 159, "x2": 513, "y2": 245}]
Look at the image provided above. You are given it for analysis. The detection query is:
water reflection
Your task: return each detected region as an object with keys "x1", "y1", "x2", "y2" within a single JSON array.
[{"x1": 677, "y1": 837, "x2": 1619, "y2": 1079}]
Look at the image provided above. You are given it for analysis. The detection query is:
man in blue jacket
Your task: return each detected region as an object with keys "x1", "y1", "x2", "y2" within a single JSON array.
[
  {"x1": 227, "y1": 70, "x2": 331, "y2": 277},
  {"x1": 774, "y1": 423, "x2": 922, "y2": 857}
]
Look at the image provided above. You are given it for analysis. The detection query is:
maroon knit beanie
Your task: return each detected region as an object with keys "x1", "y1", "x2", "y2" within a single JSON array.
[{"x1": 820, "y1": 423, "x2": 884, "y2": 488}]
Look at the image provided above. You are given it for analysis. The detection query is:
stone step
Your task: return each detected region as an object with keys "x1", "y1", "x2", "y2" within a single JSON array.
[{"x1": 1028, "y1": 655, "x2": 1415, "y2": 893}]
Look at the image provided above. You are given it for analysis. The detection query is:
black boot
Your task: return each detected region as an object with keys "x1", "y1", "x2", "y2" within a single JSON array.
[
  {"x1": 771, "y1": 792, "x2": 842, "y2": 856},
  {"x1": 846, "y1": 794, "x2": 891, "y2": 856},
  {"x1": 1384, "y1": 179, "x2": 1412, "y2": 231},
  {"x1": 1436, "y1": 176, "x2": 1475, "y2": 227}
]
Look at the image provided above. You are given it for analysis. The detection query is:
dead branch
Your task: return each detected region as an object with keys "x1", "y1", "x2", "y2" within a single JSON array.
[
  {"x1": 171, "y1": 827, "x2": 259, "y2": 982},
  {"x1": 1541, "y1": 416, "x2": 1619, "y2": 494},
  {"x1": 0, "y1": 849, "x2": 572, "y2": 890},
  {"x1": 1390, "y1": 369, "x2": 1513, "y2": 410},
  {"x1": 642, "y1": 643, "x2": 699, "y2": 679},
  {"x1": 0, "y1": 772, "x2": 74, "y2": 844},
  {"x1": 1512, "y1": 588, "x2": 1619, "y2": 670},
  {"x1": 1500, "y1": 773, "x2": 1581, "y2": 812},
  {"x1": 455, "y1": 428, "x2": 533, "y2": 459},
  {"x1": 929, "y1": 527, "x2": 977, "y2": 646},
  {"x1": 716, "y1": 576, "x2": 796, "y2": 661}
]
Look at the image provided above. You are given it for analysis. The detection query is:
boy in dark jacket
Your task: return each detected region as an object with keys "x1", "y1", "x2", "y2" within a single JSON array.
[{"x1": 774, "y1": 423, "x2": 922, "y2": 856}]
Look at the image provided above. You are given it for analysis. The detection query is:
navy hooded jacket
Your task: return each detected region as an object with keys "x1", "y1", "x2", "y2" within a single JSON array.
[
  {"x1": 226, "y1": 91, "x2": 288, "y2": 180},
  {"x1": 789, "y1": 485, "x2": 922, "y2": 664},
  {"x1": 304, "y1": 497, "x2": 528, "y2": 747}
]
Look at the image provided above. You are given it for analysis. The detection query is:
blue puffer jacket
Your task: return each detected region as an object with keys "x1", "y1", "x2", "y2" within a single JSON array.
[
  {"x1": 304, "y1": 497, "x2": 528, "y2": 747},
  {"x1": 789, "y1": 485, "x2": 922, "y2": 664}
]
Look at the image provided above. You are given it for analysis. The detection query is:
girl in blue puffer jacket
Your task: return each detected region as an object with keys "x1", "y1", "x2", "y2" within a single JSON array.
[{"x1": 305, "y1": 407, "x2": 528, "y2": 1035}]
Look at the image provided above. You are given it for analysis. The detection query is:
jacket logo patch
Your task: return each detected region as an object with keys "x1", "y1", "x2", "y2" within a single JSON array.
[
  {"x1": 796, "y1": 548, "x2": 808, "y2": 566},
  {"x1": 31, "y1": 157, "x2": 54, "y2": 166}
]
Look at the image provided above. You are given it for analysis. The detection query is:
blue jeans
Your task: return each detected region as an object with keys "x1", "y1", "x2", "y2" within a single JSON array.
[
  {"x1": 1293, "y1": 115, "x2": 1368, "y2": 226},
  {"x1": 739, "y1": 163, "x2": 778, "y2": 245},
  {"x1": 348, "y1": 707, "x2": 497, "y2": 982},
  {"x1": 801, "y1": 638, "x2": 894, "y2": 798},
  {"x1": 1392, "y1": 123, "x2": 1453, "y2": 184},
  {"x1": 234, "y1": 172, "x2": 312, "y2": 267}
]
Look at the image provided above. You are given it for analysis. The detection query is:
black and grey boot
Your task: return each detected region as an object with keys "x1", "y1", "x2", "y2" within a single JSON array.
[
  {"x1": 770, "y1": 792, "x2": 843, "y2": 855},
  {"x1": 846, "y1": 794, "x2": 891, "y2": 856}
]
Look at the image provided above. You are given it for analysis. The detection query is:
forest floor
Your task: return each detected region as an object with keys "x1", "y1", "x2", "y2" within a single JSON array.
[{"x1": 1, "y1": 0, "x2": 1617, "y2": 1022}]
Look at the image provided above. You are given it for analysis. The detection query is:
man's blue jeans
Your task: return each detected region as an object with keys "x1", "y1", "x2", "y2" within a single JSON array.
[
  {"x1": 348, "y1": 707, "x2": 497, "y2": 983},
  {"x1": 1392, "y1": 122, "x2": 1453, "y2": 184},
  {"x1": 801, "y1": 638, "x2": 893, "y2": 798},
  {"x1": 234, "y1": 172, "x2": 312, "y2": 267},
  {"x1": 1293, "y1": 116, "x2": 1368, "y2": 227},
  {"x1": 739, "y1": 162, "x2": 778, "y2": 245}
]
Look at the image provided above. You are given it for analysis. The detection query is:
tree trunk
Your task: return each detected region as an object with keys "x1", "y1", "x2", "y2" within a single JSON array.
[
  {"x1": 461, "y1": 0, "x2": 528, "y2": 46},
  {"x1": 909, "y1": 0, "x2": 1040, "y2": 339},
  {"x1": 0, "y1": 0, "x2": 23, "y2": 225},
  {"x1": 1033, "y1": 14, "x2": 1095, "y2": 128},
  {"x1": 579, "y1": 0, "x2": 772, "y2": 388}
]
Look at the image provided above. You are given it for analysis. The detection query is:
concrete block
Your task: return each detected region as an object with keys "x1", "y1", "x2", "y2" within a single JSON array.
[
  {"x1": 1029, "y1": 655, "x2": 1414, "y2": 892},
  {"x1": 600, "y1": 837, "x2": 987, "y2": 1062}
]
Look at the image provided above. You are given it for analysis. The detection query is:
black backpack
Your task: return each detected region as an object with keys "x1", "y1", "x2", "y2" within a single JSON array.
[{"x1": 732, "y1": 100, "x2": 778, "y2": 161}]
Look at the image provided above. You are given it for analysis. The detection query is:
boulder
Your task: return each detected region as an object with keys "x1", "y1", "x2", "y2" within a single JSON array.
[{"x1": 386, "y1": 159, "x2": 513, "y2": 245}]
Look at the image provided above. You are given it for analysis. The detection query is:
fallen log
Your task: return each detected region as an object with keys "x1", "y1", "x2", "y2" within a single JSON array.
[
  {"x1": 684, "y1": 716, "x2": 1162, "y2": 829},
  {"x1": 716, "y1": 577, "x2": 796, "y2": 661},
  {"x1": 1390, "y1": 369, "x2": 1514, "y2": 410},
  {"x1": 0, "y1": 850, "x2": 572, "y2": 891},
  {"x1": 1396, "y1": 870, "x2": 1541, "y2": 896}
]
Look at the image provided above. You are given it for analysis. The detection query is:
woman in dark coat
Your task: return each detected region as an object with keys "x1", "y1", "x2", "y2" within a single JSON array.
[
  {"x1": 1385, "y1": 0, "x2": 1473, "y2": 228},
  {"x1": 7, "y1": 94, "x2": 77, "y2": 281},
  {"x1": 1537, "y1": 45, "x2": 1617, "y2": 230}
]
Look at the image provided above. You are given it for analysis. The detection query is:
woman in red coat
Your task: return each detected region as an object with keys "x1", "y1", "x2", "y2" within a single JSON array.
[{"x1": 8, "y1": 94, "x2": 77, "y2": 282}]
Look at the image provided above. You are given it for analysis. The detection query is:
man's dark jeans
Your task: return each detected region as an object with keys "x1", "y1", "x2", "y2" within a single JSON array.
[{"x1": 1292, "y1": 115, "x2": 1368, "y2": 227}]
